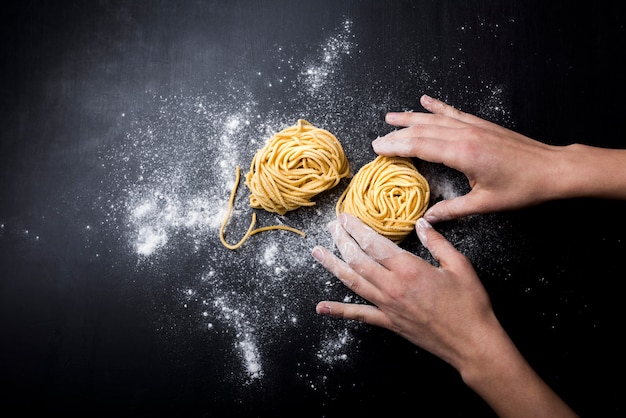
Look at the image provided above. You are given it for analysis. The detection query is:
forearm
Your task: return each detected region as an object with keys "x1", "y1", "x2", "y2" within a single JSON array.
[
  {"x1": 458, "y1": 326, "x2": 578, "y2": 418},
  {"x1": 551, "y1": 144, "x2": 626, "y2": 201}
]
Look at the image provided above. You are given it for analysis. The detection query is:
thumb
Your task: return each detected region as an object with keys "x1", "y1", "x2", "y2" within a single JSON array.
[
  {"x1": 424, "y1": 193, "x2": 486, "y2": 223},
  {"x1": 415, "y1": 218, "x2": 464, "y2": 269}
]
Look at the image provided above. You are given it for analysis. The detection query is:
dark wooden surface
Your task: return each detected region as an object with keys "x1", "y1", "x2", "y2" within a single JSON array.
[{"x1": 1, "y1": 1, "x2": 625, "y2": 416}]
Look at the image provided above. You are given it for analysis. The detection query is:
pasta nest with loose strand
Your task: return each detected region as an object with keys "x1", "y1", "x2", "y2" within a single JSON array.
[
  {"x1": 336, "y1": 155, "x2": 430, "y2": 244},
  {"x1": 245, "y1": 119, "x2": 351, "y2": 215},
  {"x1": 220, "y1": 119, "x2": 350, "y2": 250}
]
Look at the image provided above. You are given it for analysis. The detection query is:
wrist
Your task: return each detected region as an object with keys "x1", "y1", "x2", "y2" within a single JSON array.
[
  {"x1": 550, "y1": 144, "x2": 626, "y2": 201},
  {"x1": 457, "y1": 324, "x2": 520, "y2": 391}
]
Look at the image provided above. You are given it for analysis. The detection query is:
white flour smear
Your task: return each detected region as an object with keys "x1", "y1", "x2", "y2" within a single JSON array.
[{"x1": 97, "y1": 18, "x2": 514, "y2": 389}]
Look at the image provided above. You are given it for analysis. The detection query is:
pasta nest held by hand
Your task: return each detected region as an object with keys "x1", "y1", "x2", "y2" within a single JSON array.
[
  {"x1": 336, "y1": 156, "x2": 430, "y2": 244},
  {"x1": 245, "y1": 119, "x2": 350, "y2": 215}
]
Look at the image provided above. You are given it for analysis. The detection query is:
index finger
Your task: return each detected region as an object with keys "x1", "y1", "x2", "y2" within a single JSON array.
[
  {"x1": 419, "y1": 95, "x2": 533, "y2": 143},
  {"x1": 337, "y1": 213, "x2": 408, "y2": 269},
  {"x1": 372, "y1": 125, "x2": 461, "y2": 166},
  {"x1": 329, "y1": 218, "x2": 389, "y2": 279},
  {"x1": 419, "y1": 94, "x2": 489, "y2": 125},
  {"x1": 386, "y1": 95, "x2": 504, "y2": 134},
  {"x1": 385, "y1": 111, "x2": 468, "y2": 130}
]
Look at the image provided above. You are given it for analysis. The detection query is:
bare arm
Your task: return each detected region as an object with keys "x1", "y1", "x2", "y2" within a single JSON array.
[
  {"x1": 312, "y1": 214, "x2": 578, "y2": 418},
  {"x1": 372, "y1": 95, "x2": 626, "y2": 223}
]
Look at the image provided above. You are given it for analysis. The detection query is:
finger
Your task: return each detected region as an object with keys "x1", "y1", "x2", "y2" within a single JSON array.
[
  {"x1": 423, "y1": 192, "x2": 492, "y2": 224},
  {"x1": 316, "y1": 301, "x2": 390, "y2": 329},
  {"x1": 311, "y1": 246, "x2": 382, "y2": 301},
  {"x1": 336, "y1": 213, "x2": 406, "y2": 268},
  {"x1": 420, "y1": 95, "x2": 537, "y2": 144},
  {"x1": 385, "y1": 111, "x2": 468, "y2": 130},
  {"x1": 420, "y1": 94, "x2": 491, "y2": 126},
  {"x1": 372, "y1": 125, "x2": 459, "y2": 165},
  {"x1": 415, "y1": 218, "x2": 470, "y2": 271},
  {"x1": 329, "y1": 218, "x2": 388, "y2": 277}
]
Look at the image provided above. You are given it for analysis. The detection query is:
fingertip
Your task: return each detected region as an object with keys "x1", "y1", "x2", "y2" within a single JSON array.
[
  {"x1": 372, "y1": 136, "x2": 390, "y2": 155},
  {"x1": 420, "y1": 94, "x2": 434, "y2": 105},
  {"x1": 424, "y1": 200, "x2": 451, "y2": 224},
  {"x1": 425, "y1": 197, "x2": 468, "y2": 224},
  {"x1": 416, "y1": 217, "x2": 431, "y2": 246},
  {"x1": 416, "y1": 217, "x2": 432, "y2": 230},
  {"x1": 420, "y1": 94, "x2": 444, "y2": 113},
  {"x1": 385, "y1": 112, "x2": 398, "y2": 123},
  {"x1": 423, "y1": 209, "x2": 439, "y2": 224},
  {"x1": 311, "y1": 246, "x2": 325, "y2": 263},
  {"x1": 316, "y1": 302, "x2": 331, "y2": 315}
]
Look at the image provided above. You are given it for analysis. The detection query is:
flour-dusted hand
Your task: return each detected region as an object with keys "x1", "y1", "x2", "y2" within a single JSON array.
[
  {"x1": 373, "y1": 95, "x2": 626, "y2": 223},
  {"x1": 312, "y1": 213, "x2": 493, "y2": 364},
  {"x1": 312, "y1": 213, "x2": 578, "y2": 418}
]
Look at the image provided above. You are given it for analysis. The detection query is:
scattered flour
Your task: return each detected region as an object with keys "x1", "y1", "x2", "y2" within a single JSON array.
[
  {"x1": 263, "y1": 243, "x2": 278, "y2": 266},
  {"x1": 300, "y1": 20, "x2": 356, "y2": 94}
]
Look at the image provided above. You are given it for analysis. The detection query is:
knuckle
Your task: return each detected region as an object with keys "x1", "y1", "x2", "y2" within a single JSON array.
[
  {"x1": 354, "y1": 307, "x2": 367, "y2": 323},
  {"x1": 456, "y1": 129, "x2": 482, "y2": 158},
  {"x1": 407, "y1": 124, "x2": 427, "y2": 138},
  {"x1": 345, "y1": 275, "x2": 360, "y2": 292},
  {"x1": 385, "y1": 287, "x2": 404, "y2": 302},
  {"x1": 448, "y1": 105, "x2": 465, "y2": 119}
]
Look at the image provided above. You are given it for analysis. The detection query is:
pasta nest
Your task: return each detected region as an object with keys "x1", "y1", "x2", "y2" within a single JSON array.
[
  {"x1": 337, "y1": 156, "x2": 430, "y2": 243},
  {"x1": 245, "y1": 119, "x2": 350, "y2": 215}
]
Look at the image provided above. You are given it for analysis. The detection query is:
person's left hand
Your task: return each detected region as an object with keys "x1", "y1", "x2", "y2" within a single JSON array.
[{"x1": 311, "y1": 213, "x2": 501, "y2": 371}]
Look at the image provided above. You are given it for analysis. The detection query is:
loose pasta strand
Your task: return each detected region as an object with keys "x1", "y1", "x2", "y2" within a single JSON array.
[{"x1": 219, "y1": 165, "x2": 306, "y2": 251}]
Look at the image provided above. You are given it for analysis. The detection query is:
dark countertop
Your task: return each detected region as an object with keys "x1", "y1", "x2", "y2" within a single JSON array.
[{"x1": 1, "y1": 1, "x2": 625, "y2": 416}]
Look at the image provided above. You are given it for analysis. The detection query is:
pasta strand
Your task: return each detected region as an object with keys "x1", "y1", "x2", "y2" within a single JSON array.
[{"x1": 219, "y1": 165, "x2": 306, "y2": 250}]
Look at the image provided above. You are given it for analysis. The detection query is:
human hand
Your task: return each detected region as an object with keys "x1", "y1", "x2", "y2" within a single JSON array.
[
  {"x1": 372, "y1": 95, "x2": 567, "y2": 223},
  {"x1": 311, "y1": 213, "x2": 501, "y2": 371}
]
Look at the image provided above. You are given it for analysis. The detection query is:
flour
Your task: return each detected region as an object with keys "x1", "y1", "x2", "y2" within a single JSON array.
[
  {"x1": 316, "y1": 327, "x2": 354, "y2": 364},
  {"x1": 300, "y1": 20, "x2": 356, "y2": 94},
  {"x1": 263, "y1": 243, "x2": 278, "y2": 266},
  {"x1": 135, "y1": 225, "x2": 167, "y2": 256},
  {"x1": 212, "y1": 295, "x2": 264, "y2": 381},
  {"x1": 97, "y1": 16, "x2": 513, "y2": 389}
]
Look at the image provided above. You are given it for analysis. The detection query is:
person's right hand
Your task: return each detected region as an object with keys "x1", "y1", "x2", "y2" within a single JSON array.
[{"x1": 372, "y1": 95, "x2": 569, "y2": 223}]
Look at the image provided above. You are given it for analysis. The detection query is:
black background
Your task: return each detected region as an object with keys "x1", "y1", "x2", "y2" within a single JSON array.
[{"x1": 1, "y1": 1, "x2": 625, "y2": 417}]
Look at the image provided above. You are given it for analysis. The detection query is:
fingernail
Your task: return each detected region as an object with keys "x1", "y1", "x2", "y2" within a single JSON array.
[
  {"x1": 316, "y1": 303, "x2": 331, "y2": 315},
  {"x1": 385, "y1": 112, "x2": 397, "y2": 123},
  {"x1": 372, "y1": 136, "x2": 389, "y2": 152},
  {"x1": 424, "y1": 210, "x2": 438, "y2": 224},
  {"x1": 337, "y1": 212, "x2": 348, "y2": 225},
  {"x1": 417, "y1": 217, "x2": 432, "y2": 229},
  {"x1": 311, "y1": 246, "x2": 325, "y2": 262},
  {"x1": 416, "y1": 217, "x2": 431, "y2": 244},
  {"x1": 421, "y1": 94, "x2": 434, "y2": 105}
]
